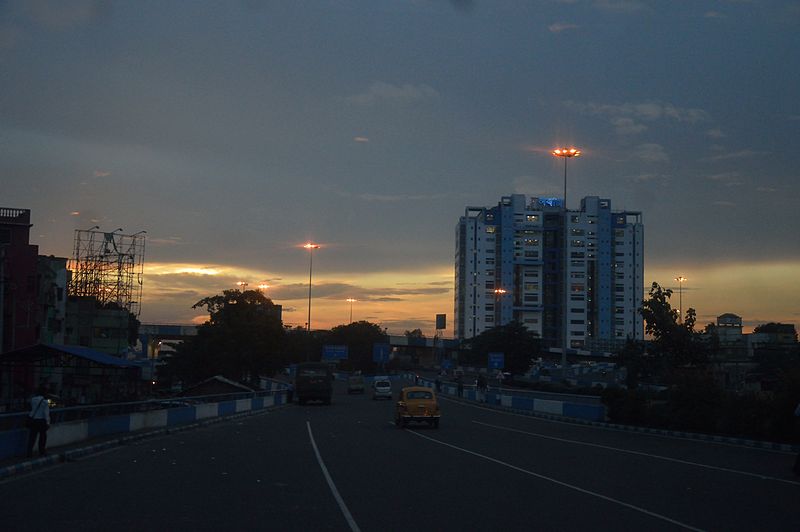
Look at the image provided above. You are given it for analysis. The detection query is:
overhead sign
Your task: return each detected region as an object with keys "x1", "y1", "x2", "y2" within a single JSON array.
[
  {"x1": 488, "y1": 352, "x2": 505, "y2": 369},
  {"x1": 372, "y1": 343, "x2": 391, "y2": 363},
  {"x1": 435, "y1": 314, "x2": 446, "y2": 330},
  {"x1": 323, "y1": 345, "x2": 348, "y2": 360}
]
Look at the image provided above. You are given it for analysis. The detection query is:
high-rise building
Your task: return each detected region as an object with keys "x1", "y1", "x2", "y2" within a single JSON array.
[{"x1": 454, "y1": 194, "x2": 643, "y2": 353}]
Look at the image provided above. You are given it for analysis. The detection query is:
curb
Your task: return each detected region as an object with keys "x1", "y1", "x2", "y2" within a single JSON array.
[
  {"x1": 0, "y1": 403, "x2": 289, "y2": 481},
  {"x1": 441, "y1": 394, "x2": 800, "y2": 453}
]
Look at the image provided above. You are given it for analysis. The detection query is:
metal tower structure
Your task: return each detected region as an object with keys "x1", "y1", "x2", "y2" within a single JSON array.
[{"x1": 68, "y1": 228, "x2": 146, "y2": 317}]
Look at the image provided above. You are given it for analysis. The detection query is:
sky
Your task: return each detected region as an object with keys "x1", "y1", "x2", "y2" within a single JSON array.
[{"x1": 2, "y1": 0, "x2": 799, "y2": 336}]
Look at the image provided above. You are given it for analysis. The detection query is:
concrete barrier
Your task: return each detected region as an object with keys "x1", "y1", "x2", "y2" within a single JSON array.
[
  {"x1": 419, "y1": 377, "x2": 606, "y2": 422},
  {"x1": 0, "y1": 391, "x2": 287, "y2": 462}
]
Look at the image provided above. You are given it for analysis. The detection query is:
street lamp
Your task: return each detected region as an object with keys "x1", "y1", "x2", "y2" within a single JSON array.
[
  {"x1": 346, "y1": 298, "x2": 357, "y2": 324},
  {"x1": 493, "y1": 288, "x2": 507, "y2": 326},
  {"x1": 257, "y1": 283, "x2": 270, "y2": 292},
  {"x1": 236, "y1": 281, "x2": 248, "y2": 291},
  {"x1": 304, "y1": 243, "x2": 320, "y2": 333},
  {"x1": 675, "y1": 276, "x2": 687, "y2": 324},
  {"x1": 552, "y1": 146, "x2": 581, "y2": 374}
]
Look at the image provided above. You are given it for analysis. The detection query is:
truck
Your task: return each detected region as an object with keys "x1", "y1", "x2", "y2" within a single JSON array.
[{"x1": 294, "y1": 362, "x2": 333, "y2": 405}]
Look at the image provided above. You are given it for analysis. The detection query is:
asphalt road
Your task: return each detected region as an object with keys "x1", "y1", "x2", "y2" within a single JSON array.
[{"x1": 1, "y1": 378, "x2": 797, "y2": 531}]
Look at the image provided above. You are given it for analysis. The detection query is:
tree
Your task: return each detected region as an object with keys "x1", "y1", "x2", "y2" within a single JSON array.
[
  {"x1": 639, "y1": 282, "x2": 708, "y2": 369},
  {"x1": 404, "y1": 328, "x2": 425, "y2": 339},
  {"x1": 328, "y1": 321, "x2": 388, "y2": 372},
  {"x1": 165, "y1": 289, "x2": 284, "y2": 387},
  {"x1": 461, "y1": 321, "x2": 541, "y2": 375},
  {"x1": 753, "y1": 322, "x2": 798, "y2": 342},
  {"x1": 614, "y1": 338, "x2": 646, "y2": 389}
]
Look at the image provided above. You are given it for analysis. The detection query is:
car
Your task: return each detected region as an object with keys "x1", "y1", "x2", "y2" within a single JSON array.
[
  {"x1": 395, "y1": 386, "x2": 440, "y2": 428},
  {"x1": 372, "y1": 378, "x2": 392, "y2": 400},
  {"x1": 347, "y1": 375, "x2": 365, "y2": 394}
]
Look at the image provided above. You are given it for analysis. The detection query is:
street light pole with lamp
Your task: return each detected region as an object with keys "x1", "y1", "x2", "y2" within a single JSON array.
[
  {"x1": 675, "y1": 276, "x2": 687, "y2": 324},
  {"x1": 493, "y1": 288, "x2": 507, "y2": 326},
  {"x1": 551, "y1": 146, "x2": 581, "y2": 374},
  {"x1": 303, "y1": 243, "x2": 320, "y2": 360},
  {"x1": 346, "y1": 298, "x2": 357, "y2": 324}
]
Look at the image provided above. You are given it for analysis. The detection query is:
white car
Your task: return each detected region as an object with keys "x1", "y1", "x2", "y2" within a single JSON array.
[{"x1": 372, "y1": 379, "x2": 392, "y2": 400}]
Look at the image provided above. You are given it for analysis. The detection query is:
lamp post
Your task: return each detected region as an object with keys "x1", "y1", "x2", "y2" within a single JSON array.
[
  {"x1": 493, "y1": 288, "x2": 507, "y2": 326},
  {"x1": 552, "y1": 146, "x2": 581, "y2": 374},
  {"x1": 303, "y1": 243, "x2": 320, "y2": 360},
  {"x1": 236, "y1": 281, "x2": 248, "y2": 292},
  {"x1": 346, "y1": 298, "x2": 357, "y2": 324},
  {"x1": 675, "y1": 276, "x2": 687, "y2": 324}
]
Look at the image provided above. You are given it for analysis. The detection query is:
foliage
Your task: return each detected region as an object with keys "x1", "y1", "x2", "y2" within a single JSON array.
[
  {"x1": 613, "y1": 338, "x2": 646, "y2": 389},
  {"x1": 460, "y1": 321, "x2": 541, "y2": 375},
  {"x1": 282, "y1": 326, "x2": 328, "y2": 365},
  {"x1": 164, "y1": 289, "x2": 284, "y2": 387},
  {"x1": 753, "y1": 322, "x2": 798, "y2": 342},
  {"x1": 601, "y1": 367, "x2": 800, "y2": 444},
  {"x1": 328, "y1": 321, "x2": 388, "y2": 372},
  {"x1": 639, "y1": 282, "x2": 709, "y2": 372},
  {"x1": 404, "y1": 328, "x2": 425, "y2": 339}
]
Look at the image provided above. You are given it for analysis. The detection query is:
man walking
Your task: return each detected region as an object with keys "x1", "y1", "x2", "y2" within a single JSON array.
[{"x1": 27, "y1": 386, "x2": 50, "y2": 458}]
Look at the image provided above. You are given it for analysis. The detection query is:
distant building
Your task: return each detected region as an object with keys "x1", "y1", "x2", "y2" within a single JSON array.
[
  {"x1": 0, "y1": 208, "x2": 39, "y2": 353},
  {"x1": 454, "y1": 194, "x2": 644, "y2": 352},
  {"x1": 64, "y1": 295, "x2": 133, "y2": 356},
  {"x1": 716, "y1": 313, "x2": 743, "y2": 345},
  {"x1": 37, "y1": 255, "x2": 70, "y2": 345}
]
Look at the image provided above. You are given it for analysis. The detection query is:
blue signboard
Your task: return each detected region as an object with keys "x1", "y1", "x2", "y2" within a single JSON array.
[
  {"x1": 372, "y1": 343, "x2": 391, "y2": 363},
  {"x1": 323, "y1": 344, "x2": 348, "y2": 360},
  {"x1": 488, "y1": 352, "x2": 505, "y2": 369},
  {"x1": 441, "y1": 359, "x2": 453, "y2": 369}
]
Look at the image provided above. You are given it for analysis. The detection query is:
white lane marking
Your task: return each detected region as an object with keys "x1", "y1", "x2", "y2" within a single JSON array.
[
  {"x1": 439, "y1": 395, "x2": 794, "y2": 455},
  {"x1": 306, "y1": 421, "x2": 361, "y2": 532},
  {"x1": 407, "y1": 429, "x2": 705, "y2": 532},
  {"x1": 472, "y1": 420, "x2": 800, "y2": 487}
]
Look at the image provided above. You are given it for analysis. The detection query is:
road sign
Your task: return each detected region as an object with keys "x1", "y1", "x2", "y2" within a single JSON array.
[
  {"x1": 372, "y1": 343, "x2": 391, "y2": 363},
  {"x1": 323, "y1": 345, "x2": 348, "y2": 360},
  {"x1": 441, "y1": 359, "x2": 453, "y2": 369},
  {"x1": 488, "y1": 352, "x2": 505, "y2": 369},
  {"x1": 435, "y1": 314, "x2": 446, "y2": 330}
]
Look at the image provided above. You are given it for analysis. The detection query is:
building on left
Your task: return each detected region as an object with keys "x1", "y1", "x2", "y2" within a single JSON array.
[{"x1": 1, "y1": 207, "x2": 146, "y2": 408}]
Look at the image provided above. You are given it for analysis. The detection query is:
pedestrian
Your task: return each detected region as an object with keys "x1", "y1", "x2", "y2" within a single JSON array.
[
  {"x1": 477, "y1": 375, "x2": 487, "y2": 402},
  {"x1": 456, "y1": 376, "x2": 463, "y2": 398},
  {"x1": 793, "y1": 401, "x2": 800, "y2": 476},
  {"x1": 434, "y1": 377, "x2": 441, "y2": 393},
  {"x1": 27, "y1": 386, "x2": 50, "y2": 458}
]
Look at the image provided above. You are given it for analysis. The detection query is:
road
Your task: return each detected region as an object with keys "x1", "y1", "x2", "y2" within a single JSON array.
[{"x1": 1, "y1": 378, "x2": 797, "y2": 531}]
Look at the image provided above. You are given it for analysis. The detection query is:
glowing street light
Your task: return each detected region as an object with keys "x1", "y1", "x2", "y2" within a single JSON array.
[
  {"x1": 346, "y1": 298, "x2": 357, "y2": 324},
  {"x1": 675, "y1": 276, "x2": 687, "y2": 323},
  {"x1": 493, "y1": 288, "x2": 507, "y2": 327},
  {"x1": 236, "y1": 281, "x2": 248, "y2": 291},
  {"x1": 257, "y1": 283, "x2": 270, "y2": 291},
  {"x1": 303, "y1": 243, "x2": 321, "y2": 360},
  {"x1": 552, "y1": 146, "x2": 582, "y2": 373}
]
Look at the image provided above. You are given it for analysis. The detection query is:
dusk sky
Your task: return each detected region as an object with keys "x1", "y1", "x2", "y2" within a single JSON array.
[{"x1": 3, "y1": 0, "x2": 799, "y2": 335}]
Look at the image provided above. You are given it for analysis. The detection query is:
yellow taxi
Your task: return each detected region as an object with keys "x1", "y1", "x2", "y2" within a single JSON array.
[{"x1": 395, "y1": 386, "x2": 440, "y2": 429}]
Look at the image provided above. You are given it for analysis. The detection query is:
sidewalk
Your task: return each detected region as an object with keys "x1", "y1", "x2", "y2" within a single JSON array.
[{"x1": 0, "y1": 403, "x2": 287, "y2": 480}]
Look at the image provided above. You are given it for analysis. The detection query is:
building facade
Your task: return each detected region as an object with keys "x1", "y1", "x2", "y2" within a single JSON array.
[
  {"x1": 0, "y1": 208, "x2": 39, "y2": 353},
  {"x1": 455, "y1": 194, "x2": 644, "y2": 352}
]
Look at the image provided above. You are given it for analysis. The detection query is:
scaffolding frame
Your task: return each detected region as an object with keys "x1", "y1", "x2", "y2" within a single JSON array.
[{"x1": 68, "y1": 229, "x2": 146, "y2": 317}]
